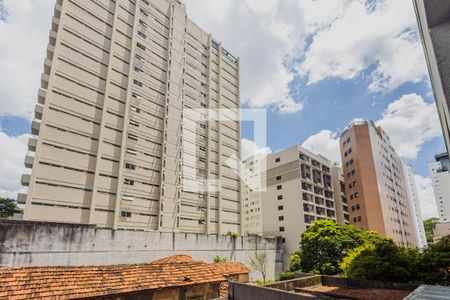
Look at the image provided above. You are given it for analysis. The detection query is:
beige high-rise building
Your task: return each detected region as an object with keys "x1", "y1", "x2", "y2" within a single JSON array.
[
  {"x1": 339, "y1": 120, "x2": 417, "y2": 247},
  {"x1": 18, "y1": 0, "x2": 241, "y2": 234},
  {"x1": 242, "y1": 145, "x2": 349, "y2": 264},
  {"x1": 330, "y1": 165, "x2": 350, "y2": 225}
]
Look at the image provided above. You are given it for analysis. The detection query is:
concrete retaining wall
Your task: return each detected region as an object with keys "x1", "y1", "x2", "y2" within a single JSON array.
[{"x1": 0, "y1": 220, "x2": 282, "y2": 280}]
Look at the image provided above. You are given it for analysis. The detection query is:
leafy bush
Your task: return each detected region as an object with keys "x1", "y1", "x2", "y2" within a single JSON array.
[
  {"x1": 213, "y1": 256, "x2": 228, "y2": 263},
  {"x1": 288, "y1": 252, "x2": 301, "y2": 272},
  {"x1": 279, "y1": 271, "x2": 295, "y2": 281},
  {"x1": 341, "y1": 238, "x2": 420, "y2": 282},
  {"x1": 418, "y1": 236, "x2": 450, "y2": 285}
]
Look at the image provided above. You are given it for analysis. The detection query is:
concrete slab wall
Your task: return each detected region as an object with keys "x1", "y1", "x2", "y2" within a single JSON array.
[{"x1": 0, "y1": 221, "x2": 283, "y2": 280}]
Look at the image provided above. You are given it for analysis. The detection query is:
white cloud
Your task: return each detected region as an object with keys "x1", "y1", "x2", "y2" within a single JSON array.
[
  {"x1": 185, "y1": 0, "x2": 305, "y2": 114},
  {"x1": 241, "y1": 138, "x2": 272, "y2": 160},
  {"x1": 414, "y1": 175, "x2": 438, "y2": 220},
  {"x1": 376, "y1": 93, "x2": 441, "y2": 159},
  {"x1": 302, "y1": 130, "x2": 341, "y2": 163},
  {"x1": 0, "y1": 0, "x2": 54, "y2": 119},
  {"x1": 0, "y1": 129, "x2": 29, "y2": 199},
  {"x1": 300, "y1": 0, "x2": 428, "y2": 93}
]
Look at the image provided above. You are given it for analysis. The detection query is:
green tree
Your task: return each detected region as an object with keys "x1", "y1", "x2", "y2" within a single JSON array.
[
  {"x1": 341, "y1": 238, "x2": 421, "y2": 283},
  {"x1": 297, "y1": 220, "x2": 383, "y2": 275},
  {"x1": 213, "y1": 256, "x2": 228, "y2": 263},
  {"x1": 423, "y1": 217, "x2": 439, "y2": 244},
  {"x1": 419, "y1": 236, "x2": 450, "y2": 285},
  {"x1": 0, "y1": 197, "x2": 21, "y2": 219}
]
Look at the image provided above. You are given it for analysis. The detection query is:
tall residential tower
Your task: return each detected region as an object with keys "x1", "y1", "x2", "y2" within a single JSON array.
[
  {"x1": 429, "y1": 152, "x2": 450, "y2": 222},
  {"x1": 414, "y1": 0, "x2": 450, "y2": 153},
  {"x1": 18, "y1": 0, "x2": 241, "y2": 234},
  {"x1": 340, "y1": 120, "x2": 418, "y2": 247}
]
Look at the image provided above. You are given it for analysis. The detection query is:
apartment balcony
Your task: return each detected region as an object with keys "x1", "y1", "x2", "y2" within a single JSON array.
[
  {"x1": 34, "y1": 103, "x2": 44, "y2": 120},
  {"x1": 31, "y1": 119, "x2": 41, "y2": 135},
  {"x1": 21, "y1": 174, "x2": 31, "y2": 187},
  {"x1": 43, "y1": 58, "x2": 52, "y2": 75},
  {"x1": 41, "y1": 73, "x2": 49, "y2": 89},
  {"x1": 37, "y1": 88, "x2": 46, "y2": 104},
  {"x1": 325, "y1": 200, "x2": 334, "y2": 208},
  {"x1": 49, "y1": 30, "x2": 57, "y2": 46},
  {"x1": 316, "y1": 208, "x2": 326, "y2": 216},
  {"x1": 24, "y1": 152, "x2": 34, "y2": 169},
  {"x1": 17, "y1": 193, "x2": 27, "y2": 204},
  {"x1": 315, "y1": 197, "x2": 324, "y2": 206},
  {"x1": 46, "y1": 44, "x2": 55, "y2": 61},
  {"x1": 28, "y1": 136, "x2": 37, "y2": 152}
]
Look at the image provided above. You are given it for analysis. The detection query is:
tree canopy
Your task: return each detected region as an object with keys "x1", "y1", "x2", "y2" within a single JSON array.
[
  {"x1": 295, "y1": 220, "x2": 384, "y2": 275},
  {"x1": 0, "y1": 197, "x2": 21, "y2": 219},
  {"x1": 341, "y1": 236, "x2": 450, "y2": 285}
]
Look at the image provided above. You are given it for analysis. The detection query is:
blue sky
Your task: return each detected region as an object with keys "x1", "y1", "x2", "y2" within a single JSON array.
[{"x1": 0, "y1": 0, "x2": 442, "y2": 218}]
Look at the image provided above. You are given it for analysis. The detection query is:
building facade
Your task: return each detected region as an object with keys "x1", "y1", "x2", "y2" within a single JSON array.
[
  {"x1": 401, "y1": 159, "x2": 428, "y2": 248},
  {"x1": 414, "y1": 0, "x2": 450, "y2": 153},
  {"x1": 331, "y1": 165, "x2": 350, "y2": 225},
  {"x1": 428, "y1": 152, "x2": 450, "y2": 222},
  {"x1": 242, "y1": 145, "x2": 348, "y2": 265},
  {"x1": 339, "y1": 120, "x2": 417, "y2": 247},
  {"x1": 18, "y1": 0, "x2": 241, "y2": 234}
]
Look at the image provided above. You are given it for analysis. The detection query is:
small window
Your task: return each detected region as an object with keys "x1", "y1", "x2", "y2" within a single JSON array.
[
  {"x1": 124, "y1": 179, "x2": 134, "y2": 185},
  {"x1": 138, "y1": 31, "x2": 146, "y2": 39},
  {"x1": 278, "y1": 205, "x2": 283, "y2": 211},
  {"x1": 275, "y1": 157, "x2": 280, "y2": 163},
  {"x1": 276, "y1": 175, "x2": 281, "y2": 181},
  {"x1": 357, "y1": 216, "x2": 362, "y2": 222},
  {"x1": 277, "y1": 195, "x2": 283, "y2": 200},
  {"x1": 134, "y1": 66, "x2": 144, "y2": 74},
  {"x1": 277, "y1": 185, "x2": 282, "y2": 190},
  {"x1": 125, "y1": 163, "x2": 135, "y2": 170},
  {"x1": 123, "y1": 195, "x2": 134, "y2": 201},
  {"x1": 278, "y1": 216, "x2": 284, "y2": 221},
  {"x1": 136, "y1": 42, "x2": 146, "y2": 51},
  {"x1": 279, "y1": 226, "x2": 285, "y2": 232},
  {"x1": 121, "y1": 211, "x2": 132, "y2": 218},
  {"x1": 133, "y1": 79, "x2": 143, "y2": 87}
]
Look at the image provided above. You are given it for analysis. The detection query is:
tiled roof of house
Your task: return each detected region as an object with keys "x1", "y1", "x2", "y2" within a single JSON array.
[
  {"x1": 150, "y1": 254, "x2": 194, "y2": 264},
  {"x1": 213, "y1": 262, "x2": 251, "y2": 276},
  {"x1": 0, "y1": 255, "x2": 226, "y2": 300}
]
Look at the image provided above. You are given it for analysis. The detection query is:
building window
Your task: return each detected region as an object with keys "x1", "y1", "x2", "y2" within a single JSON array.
[
  {"x1": 275, "y1": 157, "x2": 280, "y2": 163},
  {"x1": 277, "y1": 195, "x2": 283, "y2": 200},
  {"x1": 138, "y1": 31, "x2": 146, "y2": 39},
  {"x1": 121, "y1": 211, "x2": 132, "y2": 218},
  {"x1": 134, "y1": 66, "x2": 144, "y2": 74},
  {"x1": 278, "y1": 205, "x2": 283, "y2": 211},
  {"x1": 277, "y1": 185, "x2": 282, "y2": 190},
  {"x1": 354, "y1": 192, "x2": 359, "y2": 198},
  {"x1": 282, "y1": 238, "x2": 286, "y2": 243},
  {"x1": 276, "y1": 175, "x2": 281, "y2": 181},
  {"x1": 278, "y1": 216, "x2": 284, "y2": 221},
  {"x1": 136, "y1": 42, "x2": 146, "y2": 51},
  {"x1": 125, "y1": 163, "x2": 135, "y2": 170},
  {"x1": 357, "y1": 216, "x2": 362, "y2": 222},
  {"x1": 133, "y1": 79, "x2": 143, "y2": 87},
  {"x1": 279, "y1": 226, "x2": 285, "y2": 232},
  {"x1": 124, "y1": 179, "x2": 134, "y2": 185}
]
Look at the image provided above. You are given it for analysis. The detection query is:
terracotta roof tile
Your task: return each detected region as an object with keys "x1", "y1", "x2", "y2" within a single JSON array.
[
  {"x1": 0, "y1": 256, "x2": 226, "y2": 300},
  {"x1": 150, "y1": 254, "x2": 194, "y2": 264},
  {"x1": 212, "y1": 262, "x2": 251, "y2": 276}
]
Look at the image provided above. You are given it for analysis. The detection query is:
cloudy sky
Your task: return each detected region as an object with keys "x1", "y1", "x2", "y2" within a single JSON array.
[{"x1": 0, "y1": 0, "x2": 442, "y2": 219}]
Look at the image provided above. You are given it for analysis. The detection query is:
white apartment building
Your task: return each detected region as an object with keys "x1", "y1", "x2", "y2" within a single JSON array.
[
  {"x1": 401, "y1": 159, "x2": 427, "y2": 248},
  {"x1": 18, "y1": 0, "x2": 241, "y2": 234},
  {"x1": 242, "y1": 145, "x2": 349, "y2": 265},
  {"x1": 429, "y1": 152, "x2": 450, "y2": 222}
]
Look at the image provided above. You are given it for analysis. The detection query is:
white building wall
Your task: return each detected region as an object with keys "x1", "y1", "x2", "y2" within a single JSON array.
[
  {"x1": 429, "y1": 161, "x2": 450, "y2": 222},
  {"x1": 401, "y1": 159, "x2": 427, "y2": 248}
]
